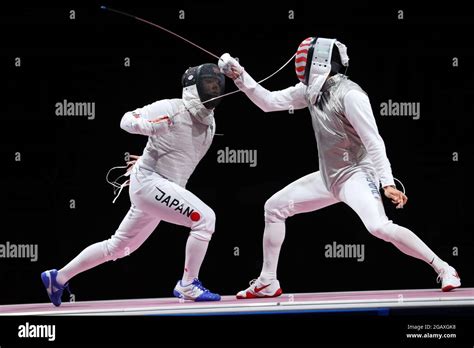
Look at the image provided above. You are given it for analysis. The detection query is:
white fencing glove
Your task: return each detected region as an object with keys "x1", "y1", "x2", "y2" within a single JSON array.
[{"x1": 218, "y1": 53, "x2": 244, "y2": 80}]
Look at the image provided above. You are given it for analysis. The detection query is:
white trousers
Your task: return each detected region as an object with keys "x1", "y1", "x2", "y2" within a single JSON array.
[
  {"x1": 259, "y1": 170, "x2": 442, "y2": 282},
  {"x1": 265, "y1": 169, "x2": 426, "y2": 245},
  {"x1": 57, "y1": 164, "x2": 217, "y2": 285},
  {"x1": 103, "y1": 164, "x2": 216, "y2": 261}
]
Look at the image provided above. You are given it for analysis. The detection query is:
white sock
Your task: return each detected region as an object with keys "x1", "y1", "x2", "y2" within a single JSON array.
[
  {"x1": 259, "y1": 222, "x2": 285, "y2": 282},
  {"x1": 182, "y1": 234, "x2": 209, "y2": 285},
  {"x1": 57, "y1": 241, "x2": 109, "y2": 285},
  {"x1": 390, "y1": 225, "x2": 447, "y2": 274},
  {"x1": 430, "y1": 256, "x2": 449, "y2": 274}
]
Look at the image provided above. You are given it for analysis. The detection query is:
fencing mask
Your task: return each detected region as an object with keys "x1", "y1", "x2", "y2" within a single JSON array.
[
  {"x1": 295, "y1": 37, "x2": 349, "y2": 104},
  {"x1": 182, "y1": 63, "x2": 225, "y2": 109}
]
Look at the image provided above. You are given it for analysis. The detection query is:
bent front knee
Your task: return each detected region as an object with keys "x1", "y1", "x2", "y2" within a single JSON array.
[
  {"x1": 264, "y1": 196, "x2": 291, "y2": 223},
  {"x1": 190, "y1": 208, "x2": 216, "y2": 241}
]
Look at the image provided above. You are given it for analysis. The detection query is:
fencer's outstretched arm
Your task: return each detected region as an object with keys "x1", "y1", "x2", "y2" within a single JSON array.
[
  {"x1": 219, "y1": 53, "x2": 307, "y2": 112},
  {"x1": 120, "y1": 100, "x2": 173, "y2": 136},
  {"x1": 233, "y1": 71, "x2": 307, "y2": 112},
  {"x1": 343, "y1": 90, "x2": 395, "y2": 188}
]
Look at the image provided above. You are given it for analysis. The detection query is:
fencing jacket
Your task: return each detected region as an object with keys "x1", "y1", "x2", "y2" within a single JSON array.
[
  {"x1": 120, "y1": 85, "x2": 215, "y2": 188},
  {"x1": 234, "y1": 71, "x2": 395, "y2": 191}
]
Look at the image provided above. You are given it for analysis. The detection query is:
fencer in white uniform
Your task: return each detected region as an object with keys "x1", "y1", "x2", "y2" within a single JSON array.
[
  {"x1": 41, "y1": 63, "x2": 225, "y2": 305},
  {"x1": 219, "y1": 37, "x2": 461, "y2": 298}
]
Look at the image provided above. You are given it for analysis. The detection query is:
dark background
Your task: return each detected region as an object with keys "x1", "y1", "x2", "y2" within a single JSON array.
[{"x1": 1, "y1": 1, "x2": 472, "y2": 305}]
